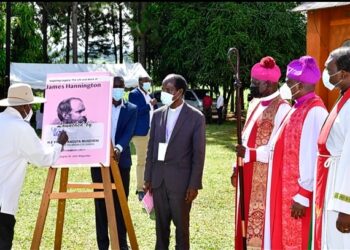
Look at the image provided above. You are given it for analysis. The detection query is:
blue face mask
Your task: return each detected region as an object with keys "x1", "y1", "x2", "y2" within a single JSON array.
[
  {"x1": 142, "y1": 82, "x2": 151, "y2": 91},
  {"x1": 112, "y1": 88, "x2": 124, "y2": 101}
]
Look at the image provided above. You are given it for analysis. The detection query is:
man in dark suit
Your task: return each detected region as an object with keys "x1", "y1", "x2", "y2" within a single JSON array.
[
  {"x1": 144, "y1": 74, "x2": 206, "y2": 249},
  {"x1": 91, "y1": 76, "x2": 137, "y2": 250},
  {"x1": 128, "y1": 76, "x2": 157, "y2": 201}
]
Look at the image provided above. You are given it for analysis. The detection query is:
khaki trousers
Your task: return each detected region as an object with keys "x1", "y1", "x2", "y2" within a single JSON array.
[{"x1": 132, "y1": 133, "x2": 150, "y2": 192}]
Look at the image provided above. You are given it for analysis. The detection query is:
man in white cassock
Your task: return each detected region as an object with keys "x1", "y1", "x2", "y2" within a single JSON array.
[{"x1": 313, "y1": 47, "x2": 350, "y2": 249}]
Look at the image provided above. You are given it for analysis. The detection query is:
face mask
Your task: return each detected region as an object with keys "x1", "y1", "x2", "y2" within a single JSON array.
[
  {"x1": 142, "y1": 82, "x2": 151, "y2": 92},
  {"x1": 24, "y1": 106, "x2": 33, "y2": 122},
  {"x1": 279, "y1": 83, "x2": 292, "y2": 100},
  {"x1": 112, "y1": 88, "x2": 124, "y2": 101},
  {"x1": 249, "y1": 84, "x2": 261, "y2": 98},
  {"x1": 161, "y1": 91, "x2": 174, "y2": 106},
  {"x1": 322, "y1": 69, "x2": 342, "y2": 91}
]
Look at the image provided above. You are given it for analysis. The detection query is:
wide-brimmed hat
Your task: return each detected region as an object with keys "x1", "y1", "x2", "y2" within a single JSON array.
[{"x1": 0, "y1": 83, "x2": 46, "y2": 106}]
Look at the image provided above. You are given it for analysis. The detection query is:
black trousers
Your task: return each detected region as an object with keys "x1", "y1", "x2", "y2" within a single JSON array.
[
  {"x1": 0, "y1": 212, "x2": 16, "y2": 250},
  {"x1": 91, "y1": 167, "x2": 130, "y2": 250},
  {"x1": 153, "y1": 182, "x2": 192, "y2": 250},
  {"x1": 203, "y1": 107, "x2": 212, "y2": 124},
  {"x1": 217, "y1": 107, "x2": 223, "y2": 124}
]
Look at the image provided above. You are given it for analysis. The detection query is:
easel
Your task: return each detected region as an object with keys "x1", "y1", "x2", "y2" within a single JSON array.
[{"x1": 30, "y1": 144, "x2": 139, "y2": 250}]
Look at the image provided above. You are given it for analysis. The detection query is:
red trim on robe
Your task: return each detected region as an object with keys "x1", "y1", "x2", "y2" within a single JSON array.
[
  {"x1": 298, "y1": 186, "x2": 313, "y2": 200},
  {"x1": 235, "y1": 96, "x2": 288, "y2": 249},
  {"x1": 248, "y1": 149, "x2": 257, "y2": 163},
  {"x1": 313, "y1": 89, "x2": 350, "y2": 250},
  {"x1": 269, "y1": 96, "x2": 326, "y2": 250}
]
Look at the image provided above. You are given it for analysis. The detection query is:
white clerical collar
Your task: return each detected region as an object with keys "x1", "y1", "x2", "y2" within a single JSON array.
[{"x1": 260, "y1": 90, "x2": 279, "y2": 102}]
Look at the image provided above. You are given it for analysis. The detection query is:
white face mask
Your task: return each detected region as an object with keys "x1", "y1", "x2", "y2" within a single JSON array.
[
  {"x1": 161, "y1": 91, "x2": 174, "y2": 106},
  {"x1": 280, "y1": 81, "x2": 301, "y2": 100},
  {"x1": 112, "y1": 88, "x2": 124, "y2": 101},
  {"x1": 279, "y1": 83, "x2": 292, "y2": 100},
  {"x1": 142, "y1": 82, "x2": 151, "y2": 91},
  {"x1": 322, "y1": 69, "x2": 342, "y2": 91},
  {"x1": 24, "y1": 107, "x2": 33, "y2": 122}
]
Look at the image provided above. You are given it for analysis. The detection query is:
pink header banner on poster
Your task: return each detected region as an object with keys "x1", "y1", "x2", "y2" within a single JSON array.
[{"x1": 42, "y1": 71, "x2": 113, "y2": 167}]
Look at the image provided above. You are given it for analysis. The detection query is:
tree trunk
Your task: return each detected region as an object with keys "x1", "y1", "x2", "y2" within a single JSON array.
[
  {"x1": 72, "y1": 2, "x2": 78, "y2": 64},
  {"x1": 5, "y1": 2, "x2": 11, "y2": 92},
  {"x1": 111, "y1": 4, "x2": 117, "y2": 63},
  {"x1": 240, "y1": 87, "x2": 244, "y2": 113},
  {"x1": 147, "y1": 53, "x2": 152, "y2": 74},
  {"x1": 118, "y1": 3, "x2": 123, "y2": 63},
  {"x1": 132, "y1": 3, "x2": 140, "y2": 63},
  {"x1": 139, "y1": 2, "x2": 147, "y2": 67},
  {"x1": 66, "y1": 6, "x2": 71, "y2": 64},
  {"x1": 84, "y1": 4, "x2": 89, "y2": 63},
  {"x1": 41, "y1": 3, "x2": 49, "y2": 63}
]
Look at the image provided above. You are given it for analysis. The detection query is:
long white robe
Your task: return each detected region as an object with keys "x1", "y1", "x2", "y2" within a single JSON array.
[{"x1": 321, "y1": 100, "x2": 350, "y2": 249}]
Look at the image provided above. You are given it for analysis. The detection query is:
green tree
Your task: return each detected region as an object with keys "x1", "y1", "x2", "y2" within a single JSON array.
[
  {"x1": 132, "y1": 2, "x2": 306, "y2": 111},
  {"x1": 11, "y1": 3, "x2": 42, "y2": 63},
  {"x1": 0, "y1": 3, "x2": 6, "y2": 77}
]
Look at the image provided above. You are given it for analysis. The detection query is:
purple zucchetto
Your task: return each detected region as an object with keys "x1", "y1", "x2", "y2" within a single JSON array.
[{"x1": 286, "y1": 55, "x2": 321, "y2": 84}]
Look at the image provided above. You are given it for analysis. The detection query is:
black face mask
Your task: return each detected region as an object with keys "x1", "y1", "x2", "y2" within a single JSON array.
[{"x1": 249, "y1": 85, "x2": 260, "y2": 98}]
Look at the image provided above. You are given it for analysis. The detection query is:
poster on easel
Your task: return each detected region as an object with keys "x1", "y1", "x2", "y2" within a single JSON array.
[{"x1": 42, "y1": 71, "x2": 113, "y2": 167}]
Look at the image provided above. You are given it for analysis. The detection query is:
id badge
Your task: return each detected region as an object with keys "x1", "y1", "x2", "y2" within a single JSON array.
[{"x1": 158, "y1": 143, "x2": 168, "y2": 161}]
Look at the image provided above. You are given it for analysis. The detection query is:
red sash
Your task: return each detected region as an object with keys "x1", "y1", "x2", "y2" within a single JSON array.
[
  {"x1": 270, "y1": 95, "x2": 325, "y2": 250},
  {"x1": 313, "y1": 89, "x2": 350, "y2": 250}
]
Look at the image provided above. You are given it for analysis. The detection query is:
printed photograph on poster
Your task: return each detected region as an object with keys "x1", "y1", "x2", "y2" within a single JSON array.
[{"x1": 41, "y1": 72, "x2": 113, "y2": 167}]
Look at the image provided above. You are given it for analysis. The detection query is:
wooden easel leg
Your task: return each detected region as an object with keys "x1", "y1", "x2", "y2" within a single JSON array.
[
  {"x1": 54, "y1": 168, "x2": 69, "y2": 250},
  {"x1": 101, "y1": 166, "x2": 120, "y2": 250},
  {"x1": 111, "y1": 160, "x2": 139, "y2": 250},
  {"x1": 31, "y1": 168, "x2": 57, "y2": 250}
]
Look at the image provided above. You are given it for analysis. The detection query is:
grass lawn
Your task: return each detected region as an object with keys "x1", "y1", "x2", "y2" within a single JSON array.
[{"x1": 12, "y1": 120, "x2": 237, "y2": 250}]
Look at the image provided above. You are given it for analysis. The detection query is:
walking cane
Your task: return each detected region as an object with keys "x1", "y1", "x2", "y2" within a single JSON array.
[{"x1": 227, "y1": 47, "x2": 247, "y2": 250}]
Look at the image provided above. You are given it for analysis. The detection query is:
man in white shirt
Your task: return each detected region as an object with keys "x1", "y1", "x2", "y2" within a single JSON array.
[
  {"x1": 35, "y1": 104, "x2": 44, "y2": 131},
  {"x1": 0, "y1": 83, "x2": 68, "y2": 249},
  {"x1": 216, "y1": 91, "x2": 224, "y2": 125}
]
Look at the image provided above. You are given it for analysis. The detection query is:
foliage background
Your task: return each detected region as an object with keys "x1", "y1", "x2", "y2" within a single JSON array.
[{"x1": 0, "y1": 2, "x2": 305, "y2": 105}]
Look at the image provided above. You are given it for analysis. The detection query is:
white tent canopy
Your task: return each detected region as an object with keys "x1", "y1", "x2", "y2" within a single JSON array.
[{"x1": 10, "y1": 62, "x2": 149, "y2": 90}]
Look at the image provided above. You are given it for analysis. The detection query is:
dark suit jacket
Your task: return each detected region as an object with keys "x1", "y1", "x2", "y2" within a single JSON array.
[
  {"x1": 144, "y1": 102, "x2": 206, "y2": 193},
  {"x1": 115, "y1": 101, "x2": 137, "y2": 169},
  {"x1": 129, "y1": 88, "x2": 155, "y2": 136}
]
